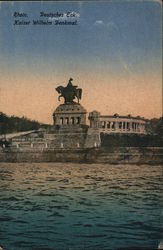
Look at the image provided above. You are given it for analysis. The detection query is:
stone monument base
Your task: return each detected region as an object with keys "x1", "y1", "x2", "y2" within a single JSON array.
[
  {"x1": 44, "y1": 126, "x2": 88, "y2": 149},
  {"x1": 53, "y1": 103, "x2": 87, "y2": 127}
]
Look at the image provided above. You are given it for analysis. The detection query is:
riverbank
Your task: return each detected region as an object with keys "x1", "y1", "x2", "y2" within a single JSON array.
[{"x1": 0, "y1": 147, "x2": 163, "y2": 165}]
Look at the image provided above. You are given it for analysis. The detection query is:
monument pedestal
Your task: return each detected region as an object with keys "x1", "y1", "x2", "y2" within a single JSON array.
[
  {"x1": 44, "y1": 103, "x2": 88, "y2": 149},
  {"x1": 53, "y1": 103, "x2": 87, "y2": 128}
]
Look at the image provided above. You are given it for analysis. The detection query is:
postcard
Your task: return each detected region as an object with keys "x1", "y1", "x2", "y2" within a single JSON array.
[{"x1": 0, "y1": 1, "x2": 162, "y2": 250}]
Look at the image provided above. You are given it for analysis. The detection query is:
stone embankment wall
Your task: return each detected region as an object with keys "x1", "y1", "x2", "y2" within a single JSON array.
[
  {"x1": 85, "y1": 147, "x2": 163, "y2": 165},
  {"x1": 9, "y1": 126, "x2": 101, "y2": 149},
  {"x1": 0, "y1": 147, "x2": 163, "y2": 165}
]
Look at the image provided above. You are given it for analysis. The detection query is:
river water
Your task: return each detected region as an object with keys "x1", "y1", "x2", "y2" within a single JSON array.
[{"x1": 0, "y1": 163, "x2": 162, "y2": 250}]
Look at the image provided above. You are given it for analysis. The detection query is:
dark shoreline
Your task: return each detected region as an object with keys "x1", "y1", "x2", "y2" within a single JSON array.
[{"x1": 0, "y1": 147, "x2": 163, "y2": 165}]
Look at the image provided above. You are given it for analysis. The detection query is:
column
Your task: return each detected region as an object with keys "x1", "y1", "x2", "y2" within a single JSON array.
[
  {"x1": 56, "y1": 116, "x2": 60, "y2": 125},
  {"x1": 71, "y1": 117, "x2": 75, "y2": 125},
  {"x1": 129, "y1": 122, "x2": 132, "y2": 132},
  {"x1": 142, "y1": 124, "x2": 145, "y2": 133},
  {"x1": 63, "y1": 117, "x2": 67, "y2": 125},
  {"x1": 73, "y1": 117, "x2": 77, "y2": 124},
  {"x1": 115, "y1": 121, "x2": 118, "y2": 131},
  {"x1": 110, "y1": 121, "x2": 113, "y2": 130},
  {"x1": 60, "y1": 117, "x2": 63, "y2": 125},
  {"x1": 132, "y1": 122, "x2": 135, "y2": 131}
]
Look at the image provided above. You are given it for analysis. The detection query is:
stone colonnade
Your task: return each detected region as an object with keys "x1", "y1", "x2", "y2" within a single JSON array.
[
  {"x1": 59, "y1": 116, "x2": 81, "y2": 125},
  {"x1": 100, "y1": 116, "x2": 146, "y2": 134}
]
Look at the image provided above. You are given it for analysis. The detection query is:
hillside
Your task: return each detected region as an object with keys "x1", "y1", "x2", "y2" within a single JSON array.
[{"x1": 0, "y1": 112, "x2": 50, "y2": 134}]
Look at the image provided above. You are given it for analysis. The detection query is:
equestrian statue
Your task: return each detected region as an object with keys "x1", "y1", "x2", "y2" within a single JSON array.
[{"x1": 56, "y1": 78, "x2": 82, "y2": 104}]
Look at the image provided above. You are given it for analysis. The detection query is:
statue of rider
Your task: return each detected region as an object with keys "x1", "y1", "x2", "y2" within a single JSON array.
[
  {"x1": 65, "y1": 78, "x2": 77, "y2": 102},
  {"x1": 55, "y1": 78, "x2": 82, "y2": 104}
]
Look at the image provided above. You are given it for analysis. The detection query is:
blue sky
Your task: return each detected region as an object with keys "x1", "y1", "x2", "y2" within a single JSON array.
[{"x1": 0, "y1": 1, "x2": 162, "y2": 123}]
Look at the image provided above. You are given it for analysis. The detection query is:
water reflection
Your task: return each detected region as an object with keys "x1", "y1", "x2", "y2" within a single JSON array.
[{"x1": 0, "y1": 163, "x2": 163, "y2": 250}]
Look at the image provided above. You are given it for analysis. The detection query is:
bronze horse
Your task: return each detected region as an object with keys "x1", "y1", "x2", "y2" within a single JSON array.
[{"x1": 56, "y1": 83, "x2": 82, "y2": 104}]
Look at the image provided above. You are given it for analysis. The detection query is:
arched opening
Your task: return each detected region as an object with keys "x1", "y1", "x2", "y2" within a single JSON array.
[
  {"x1": 112, "y1": 122, "x2": 115, "y2": 130},
  {"x1": 77, "y1": 117, "x2": 80, "y2": 124},
  {"x1": 102, "y1": 121, "x2": 106, "y2": 128},
  {"x1": 127, "y1": 122, "x2": 129, "y2": 130},
  {"x1": 107, "y1": 122, "x2": 110, "y2": 129}
]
